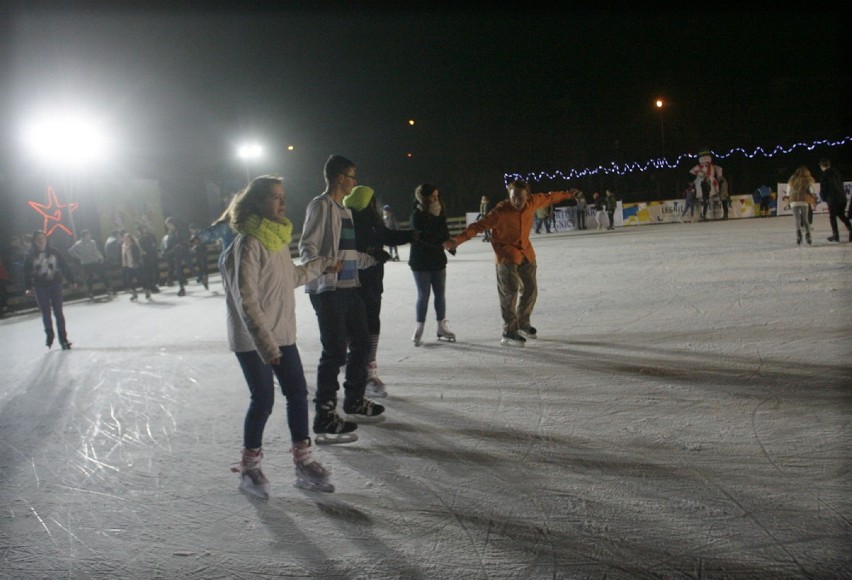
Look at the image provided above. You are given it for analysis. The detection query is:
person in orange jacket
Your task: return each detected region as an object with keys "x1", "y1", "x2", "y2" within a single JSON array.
[{"x1": 443, "y1": 179, "x2": 577, "y2": 347}]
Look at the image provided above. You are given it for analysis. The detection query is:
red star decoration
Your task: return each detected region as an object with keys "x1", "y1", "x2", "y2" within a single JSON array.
[{"x1": 28, "y1": 186, "x2": 79, "y2": 237}]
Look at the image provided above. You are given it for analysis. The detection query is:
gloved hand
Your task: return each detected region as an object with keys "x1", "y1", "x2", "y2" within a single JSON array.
[{"x1": 367, "y1": 247, "x2": 392, "y2": 264}]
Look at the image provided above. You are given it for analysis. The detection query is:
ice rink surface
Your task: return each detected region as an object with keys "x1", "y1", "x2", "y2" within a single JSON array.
[{"x1": 1, "y1": 215, "x2": 850, "y2": 579}]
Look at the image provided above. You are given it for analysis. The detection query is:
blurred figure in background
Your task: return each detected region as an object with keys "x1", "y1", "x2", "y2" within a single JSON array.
[
  {"x1": 381, "y1": 204, "x2": 401, "y2": 261},
  {"x1": 23, "y1": 231, "x2": 76, "y2": 349}
]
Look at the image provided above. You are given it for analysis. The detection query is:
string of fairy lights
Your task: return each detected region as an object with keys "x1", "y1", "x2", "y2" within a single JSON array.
[{"x1": 503, "y1": 136, "x2": 852, "y2": 186}]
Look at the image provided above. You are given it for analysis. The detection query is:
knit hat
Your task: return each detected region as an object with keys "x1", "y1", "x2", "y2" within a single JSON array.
[{"x1": 342, "y1": 185, "x2": 374, "y2": 211}]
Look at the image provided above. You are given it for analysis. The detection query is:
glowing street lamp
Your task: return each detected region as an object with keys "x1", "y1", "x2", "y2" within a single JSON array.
[
  {"x1": 237, "y1": 142, "x2": 263, "y2": 185},
  {"x1": 655, "y1": 99, "x2": 666, "y2": 158}
]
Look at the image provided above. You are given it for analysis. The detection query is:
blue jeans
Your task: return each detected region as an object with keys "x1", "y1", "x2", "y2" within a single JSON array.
[
  {"x1": 34, "y1": 283, "x2": 66, "y2": 338},
  {"x1": 412, "y1": 269, "x2": 446, "y2": 322},
  {"x1": 309, "y1": 288, "x2": 370, "y2": 407},
  {"x1": 235, "y1": 345, "x2": 309, "y2": 448}
]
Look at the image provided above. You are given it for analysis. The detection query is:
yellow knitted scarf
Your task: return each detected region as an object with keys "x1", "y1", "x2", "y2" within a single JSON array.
[{"x1": 237, "y1": 214, "x2": 292, "y2": 253}]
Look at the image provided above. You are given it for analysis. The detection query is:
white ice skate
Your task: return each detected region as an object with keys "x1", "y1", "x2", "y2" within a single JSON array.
[
  {"x1": 365, "y1": 361, "x2": 388, "y2": 398},
  {"x1": 437, "y1": 319, "x2": 456, "y2": 342},
  {"x1": 412, "y1": 322, "x2": 425, "y2": 346},
  {"x1": 291, "y1": 440, "x2": 334, "y2": 493},
  {"x1": 231, "y1": 448, "x2": 271, "y2": 500}
]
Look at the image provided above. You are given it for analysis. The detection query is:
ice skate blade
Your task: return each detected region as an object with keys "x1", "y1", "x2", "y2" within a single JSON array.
[
  {"x1": 500, "y1": 338, "x2": 525, "y2": 348},
  {"x1": 239, "y1": 482, "x2": 270, "y2": 500},
  {"x1": 315, "y1": 432, "x2": 359, "y2": 445},
  {"x1": 344, "y1": 414, "x2": 386, "y2": 424},
  {"x1": 294, "y1": 479, "x2": 335, "y2": 493},
  {"x1": 437, "y1": 335, "x2": 456, "y2": 342}
]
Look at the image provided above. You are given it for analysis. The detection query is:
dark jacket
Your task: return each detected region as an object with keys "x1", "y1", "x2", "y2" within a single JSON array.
[
  {"x1": 351, "y1": 205, "x2": 415, "y2": 295},
  {"x1": 819, "y1": 166, "x2": 846, "y2": 209},
  {"x1": 138, "y1": 231, "x2": 159, "y2": 261},
  {"x1": 409, "y1": 203, "x2": 450, "y2": 272},
  {"x1": 23, "y1": 247, "x2": 76, "y2": 288}
]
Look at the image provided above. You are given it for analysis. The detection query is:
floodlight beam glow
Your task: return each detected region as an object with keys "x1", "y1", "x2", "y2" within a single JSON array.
[
  {"x1": 237, "y1": 143, "x2": 263, "y2": 159},
  {"x1": 23, "y1": 112, "x2": 110, "y2": 167}
]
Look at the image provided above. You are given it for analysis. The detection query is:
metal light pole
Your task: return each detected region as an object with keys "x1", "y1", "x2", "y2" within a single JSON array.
[
  {"x1": 23, "y1": 110, "x2": 109, "y2": 239},
  {"x1": 655, "y1": 99, "x2": 666, "y2": 158}
]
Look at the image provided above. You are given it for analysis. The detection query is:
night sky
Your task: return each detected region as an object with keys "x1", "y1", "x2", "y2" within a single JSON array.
[{"x1": 1, "y1": 2, "x2": 849, "y2": 232}]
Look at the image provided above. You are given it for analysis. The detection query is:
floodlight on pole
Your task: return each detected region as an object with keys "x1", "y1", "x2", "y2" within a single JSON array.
[
  {"x1": 237, "y1": 142, "x2": 263, "y2": 185},
  {"x1": 22, "y1": 109, "x2": 112, "y2": 238},
  {"x1": 655, "y1": 99, "x2": 666, "y2": 158},
  {"x1": 23, "y1": 111, "x2": 109, "y2": 168}
]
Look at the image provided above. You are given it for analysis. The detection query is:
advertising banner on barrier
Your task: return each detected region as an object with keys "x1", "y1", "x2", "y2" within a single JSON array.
[
  {"x1": 622, "y1": 194, "x2": 764, "y2": 226},
  {"x1": 466, "y1": 202, "x2": 624, "y2": 233}
]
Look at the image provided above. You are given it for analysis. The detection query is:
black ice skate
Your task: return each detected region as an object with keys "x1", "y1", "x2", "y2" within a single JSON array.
[
  {"x1": 343, "y1": 396, "x2": 386, "y2": 424},
  {"x1": 500, "y1": 331, "x2": 526, "y2": 348},
  {"x1": 519, "y1": 326, "x2": 537, "y2": 340},
  {"x1": 313, "y1": 401, "x2": 358, "y2": 445}
]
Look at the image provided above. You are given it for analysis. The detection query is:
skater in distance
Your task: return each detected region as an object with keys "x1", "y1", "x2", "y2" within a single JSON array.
[{"x1": 23, "y1": 230, "x2": 76, "y2": 350}]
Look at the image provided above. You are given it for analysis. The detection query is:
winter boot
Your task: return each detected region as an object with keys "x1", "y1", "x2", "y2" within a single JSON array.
[
  {"x1": 805, "y1": 232, "x2": 812, "y2": 246},
  {"x1": 412, "y1": 322, "x2": 425, "y2": 346},
  {"x1": 796, "y1": 230, "x2": 802, "y2": 245},
  {"x1": 437, "y1": 319, "x2": 456, "y2": 342},
  {"x1": 291, "y1": 439, "x2": 334, "y2": 493},
  {"x1": 233, "y1": 447, "x2": 270, "y2": 499},
  {"x1": 45, "y1": 329, "x2": 55, "y2": 348},
  {"x1": 130, "y1": 289, "x2": 138, "y2": 301},
  {"x1": 313, "y1": 400, "x2": 358, "y2": 445},
  {"x1": 366, "y1": 361, "x2": 387, "y2": 398},
  {"x1": 343, "y1": 396, "x2": 386, "y2": 424},
  {"x1": 145, "y1": 287, "x2": 151, "y2": 300}
]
